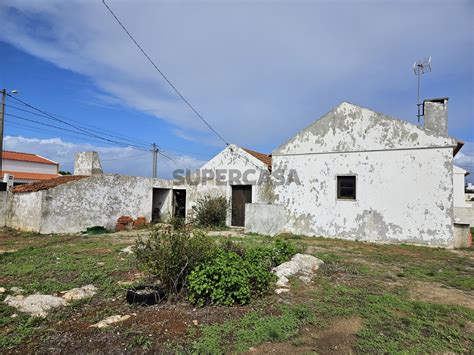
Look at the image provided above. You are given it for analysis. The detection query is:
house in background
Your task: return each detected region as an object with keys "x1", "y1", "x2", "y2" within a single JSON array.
[
  {"x1": 1, "y1": 150, "x2": 59, "y2": 189},
  {"x1": 246, "y1": 98, "x2": 469, "y2": 248},
  {"x1": 191, "y1": 145, "x2": 272, "y2": 227}
]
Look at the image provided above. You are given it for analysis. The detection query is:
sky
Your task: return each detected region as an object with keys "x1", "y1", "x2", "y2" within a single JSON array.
[{"x1": 0, "y1": 0, "x2": 473, "y2": 180}]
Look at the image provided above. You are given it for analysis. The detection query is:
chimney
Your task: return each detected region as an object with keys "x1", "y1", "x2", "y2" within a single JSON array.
[
  {"x1": 74, "y1": 151, "x2": 103, "y2": 175},
  {"x1": 423, "y1": 97, "x2": 448, "y2": 136}
]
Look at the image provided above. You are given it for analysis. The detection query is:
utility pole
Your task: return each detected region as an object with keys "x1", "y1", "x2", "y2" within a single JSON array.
[
  {"x1": 0, "y1": 89, "x2": 6, "y2": 175},
  {"x1": 151, "y1": 143, "x2": 158, "y2": 178}
]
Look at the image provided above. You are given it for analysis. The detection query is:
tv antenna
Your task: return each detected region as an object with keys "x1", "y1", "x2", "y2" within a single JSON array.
[{"x1": 413, "y1": 57, "x2": 432, "y2": 122}]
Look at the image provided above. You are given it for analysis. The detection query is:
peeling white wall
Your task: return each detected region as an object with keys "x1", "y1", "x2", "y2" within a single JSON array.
[
  {"x1": 269, "y1": 102, "x2": 457, "y2": 247},
  {"x1": 8, "y1": 174, "x2": 175, "y2": 234},
  {"x1": 7, "y1": 190, "x2": 44, "y2": 232},
  {"x1": 453, "y1": 165, "x2": 467, "y2": 208},
  {"x1": 188, "y1": 144, "x2": 271, "y2": 226}
]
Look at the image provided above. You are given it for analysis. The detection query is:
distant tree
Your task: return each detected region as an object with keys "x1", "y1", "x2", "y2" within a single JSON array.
[{"x1": 59, "y1": 171, "x2": 72, "y2": 175}]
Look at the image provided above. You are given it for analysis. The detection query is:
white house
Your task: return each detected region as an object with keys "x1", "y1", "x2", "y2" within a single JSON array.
[
  {"x1": 190, "y1": 145, "x2": 272, "y2": 227},
  {"x1": 1, "y1": 150, "x2": 59, "y2": 186},
  {"x1": 453, "y1": 165, "x2": 469, "y2": 208},
  {"x1": 245, "y1": 98, "x2": 466, "y2": 248}
]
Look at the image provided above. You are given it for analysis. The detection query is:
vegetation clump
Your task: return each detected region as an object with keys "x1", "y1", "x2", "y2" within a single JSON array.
[
  {"x1": 192, "y1": 195, "x2": 227, "y2": 228},
  {"x1": 187, "y1": 239, "x2": 300, "y2": 306},
  {"x1": 134, "y1": 226, "x2": 215, "y2": 295}
]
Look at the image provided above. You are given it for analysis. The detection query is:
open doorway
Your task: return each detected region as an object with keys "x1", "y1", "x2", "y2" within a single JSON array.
[
  {"x1": 173, "y1": 189, "x2": 186, "y2": 219},
  {"x1": 152, "y1": 188, "x2": 171, "y2": 223},
  {"x1": 231, "y1": 185, "x2": 252, "y2": 227}
]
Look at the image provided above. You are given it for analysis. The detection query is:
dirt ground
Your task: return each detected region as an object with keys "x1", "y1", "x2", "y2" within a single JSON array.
[{"x1": 1, "y1": 227, "x2": 473, "y2": 354}]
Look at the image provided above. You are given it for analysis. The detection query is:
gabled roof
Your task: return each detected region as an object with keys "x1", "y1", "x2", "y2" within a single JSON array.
[
  {"x1": 1, "y1": 171, "x2": 59, "y2": 181},
  {"x1": 242, "y1": 148, "x2": 272, "y2": 169},
  {"x1": 2, "y1": 151, "x2": 58, "y2": 165},
  {"x1": 273, "y1": 102, "x2": 458, "y2": 155},
  {"x1": 12, "y1": 175, "x2": 88, "y2": 194}
]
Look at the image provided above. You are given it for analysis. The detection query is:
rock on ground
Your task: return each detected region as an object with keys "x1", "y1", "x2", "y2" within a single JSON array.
[
  {"x1": 90, "y1": 315, "x2": 131, "y2": 328},
  {"x1": 61, "y1": 285, "x2": 97, "y2": 302},
  {"x1": 120, "y1": 245, "x2": 134, "y2": 254},
  {"x1": 10, "y1": 287, "x2": 24, "y2": 295},
  {"x1": 4, "y1": 294, "x2": 67, "y2": 317},
  {"x1": 272, "y1": 253, "x2": 324, "y2": 288}
]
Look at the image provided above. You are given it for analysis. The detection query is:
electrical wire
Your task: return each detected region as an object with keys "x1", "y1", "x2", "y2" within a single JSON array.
[
  {"x1": 6, "y1": 94, "x2": 150, "y2": 151},
  {"x1": 5, "y1": 103, "x2": 151, "y2": 148},
  {"x1": 102, "y1": 0, "x2": 229, "y2": 146}
]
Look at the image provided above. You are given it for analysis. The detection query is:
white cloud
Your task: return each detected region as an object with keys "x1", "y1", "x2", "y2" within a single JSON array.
[
  {"x1": 0, "y1": 0, "x2": 471, "y2": 148},
  {"x1": 4, "y1": 135, "x2": 205, "y2": 178},
  {"x1": 454, "y1": 142, "x2": 474, "y2": 182}
]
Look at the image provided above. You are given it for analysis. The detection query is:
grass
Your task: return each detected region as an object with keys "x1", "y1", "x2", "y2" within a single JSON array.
[
  {"x1": 192, "y1": 304, "x2": 315, "y2": 353},
  {"x1": 312, "y1": 280, "x2": 474, "y2": 353},
  {"x1": 0, "y1": 228, "x2": 473, "y2": 353}
]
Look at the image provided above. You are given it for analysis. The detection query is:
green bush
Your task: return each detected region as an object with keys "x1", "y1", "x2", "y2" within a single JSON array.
[
  {"x1": 192, "y1": 195, "x2": 227, "y2": 228},
  {"x1": 187, "y1": 250, "x2": 274, "y2": 306},
  {"x1": 188, "y1": 239, "x2": 301, "y2": 306},
  {"x1": 134, "y1": 226, "x2": 216, "y2": 295}
]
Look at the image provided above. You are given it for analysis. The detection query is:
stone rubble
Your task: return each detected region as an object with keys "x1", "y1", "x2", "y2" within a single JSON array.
[
  {"x1": 4, "y1": 284, "x2": 98, "y2": 317},
  {"x1": 272, "y1": 253, "x2": 324, "y2": 292},
  {"x1": 90, "y1": 315, "x2": 131, "y2": 328},
  {"x1": 4, "y1": 294, "x2": 67, "y2": 317},
  {"x1": 61, "y1": 285, "x2": 97, "y2": 302}
]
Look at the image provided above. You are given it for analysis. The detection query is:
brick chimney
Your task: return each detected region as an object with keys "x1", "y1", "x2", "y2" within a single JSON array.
[{"x1": 423, "y1": 97, "x2": 448, "y2": 136}]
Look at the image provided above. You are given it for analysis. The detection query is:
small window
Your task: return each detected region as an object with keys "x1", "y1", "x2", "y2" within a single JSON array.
[{"x1": 337, "y1": 176, "x2": 356, "y2": 200}]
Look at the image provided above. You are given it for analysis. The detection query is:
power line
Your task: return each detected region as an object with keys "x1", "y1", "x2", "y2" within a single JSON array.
[
  {"x1": 4, "y1": 112, "x2": 149, "y2": 152},
  {"x1": 102, "y1": 0, "x2": 229, "y2": 146},
  {"x1": 5, "y1": 103, "x2": 151, "y2": 148},
  {"x1": 4, "y1": 120, "x2": 147, "y2": 148},
  {"x1": 5, "y1": 95, "x2": 150, "y2": 151}
]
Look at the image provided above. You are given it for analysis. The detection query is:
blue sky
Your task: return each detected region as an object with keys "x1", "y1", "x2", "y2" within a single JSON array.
[{"x1": 0, "y1": 0, "x2": 472, "y2": 180}]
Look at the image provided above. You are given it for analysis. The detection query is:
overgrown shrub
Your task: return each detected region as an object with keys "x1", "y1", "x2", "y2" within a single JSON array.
[
  {"x1": 168, "y1": 216, "x2": 186, "y2": 230},
  {"x1": 134, "y1": 226, "x2": 216, "y2": 295},
  {"x1": 187, "y1": 250, "x2": 274, "y2": 306},
  {"x1": 192, "y1": 195, "x2": 227, "y2": 228},
  {"x1": 188, "y1": 239, "x2": 301, "y2": 306}
]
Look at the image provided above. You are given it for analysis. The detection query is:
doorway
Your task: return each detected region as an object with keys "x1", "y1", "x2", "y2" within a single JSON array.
[
  {"x1": 231, "y1": 185, "x2": 252, "y2": 227},
  {"x1": 152, "y1": 188, "x2": 171, "y2": 223},
  {"x1": 173, "y1": 189, "x2": 186, "y2": 219}
]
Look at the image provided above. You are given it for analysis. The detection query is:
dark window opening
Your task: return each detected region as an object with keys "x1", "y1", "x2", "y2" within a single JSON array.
[{"x1": 337, "y1": 176, "x2": 356, "y2": 200}]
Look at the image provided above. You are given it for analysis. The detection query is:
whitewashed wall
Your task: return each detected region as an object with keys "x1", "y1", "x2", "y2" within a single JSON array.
[
  {"x1": 268, "y1": 102, "x2": 457, "y2": 247},
  {"x1": 8, "y1": 174, "x2": 174, "y2": 234},
  {"x1": 3, "y1": 160, "x2": 58, "y2": 174},
  {"x1": 453, "y1": 166, "x2": 467, "y2": 208},
  {"x1": 187, "y1": 144, "x2": 271, "y2": 226},
  {"x1": 7, "y1": 190, "x2": 44, "y2": 232},
  {"x1": 273, "y1": 148, "x2": 454, "y2": 246}
]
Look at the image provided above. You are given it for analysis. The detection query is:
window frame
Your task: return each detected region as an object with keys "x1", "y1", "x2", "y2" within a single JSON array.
[{"x1": 336, "y1": 175, "x2": 357, "y2": 200}]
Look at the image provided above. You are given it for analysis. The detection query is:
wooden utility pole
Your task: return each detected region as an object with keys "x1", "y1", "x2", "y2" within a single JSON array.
[{"x1": 0, "y1": 89, "x2": 6, "y2": 175}]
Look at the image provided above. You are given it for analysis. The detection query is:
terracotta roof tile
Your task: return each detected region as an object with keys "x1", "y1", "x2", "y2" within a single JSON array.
[
  {"x1": 242, "y1": 148, "x2": 272, "y2": 169},
  {"x1": 2, "y1": 151, "x2": 58, "y2": 165},
  {"x1": 1, "y1": 171, "x2": 59, "y2": 181},
  {"x1": 12, "y1": 175, "x2": 89, "y2": 193}
]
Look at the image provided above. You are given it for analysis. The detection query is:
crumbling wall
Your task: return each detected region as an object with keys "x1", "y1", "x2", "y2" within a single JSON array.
[
  {"x1": 0, "y1": 191, "x2": 8, "y2": 227},
  {"x1": 39, "y1": 174, "x2": 174, "y2": 233},
  {"x1": 7, "y1": 190, "x2": 44, "y2": 232},
  {"x1": 271, "y1": 102, "x2": 456, "y2": 247},
  {"x1": 244, "y1": 203, "x2": 286, "y2": 236},
  {"x1": 186, "y1": 144, "x2": 271, "y2": 226}
]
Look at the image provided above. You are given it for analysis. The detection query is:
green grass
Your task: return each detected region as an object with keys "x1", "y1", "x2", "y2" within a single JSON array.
[
  {"x1": 192, "y1": 304, "x2": 315, "y2": 353},
  {"x1": 1, "y1": 229, "x2": 473, "y2": 353},
  {"x1": 0, "y1": 233, "x2": 138, "y2": 349},
  {"x1": 312, "y1": 280, "x2": 474, "y2": 353},
  {"x1": 0, "y1": 237, "x2": 135, "y2": 295}
]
